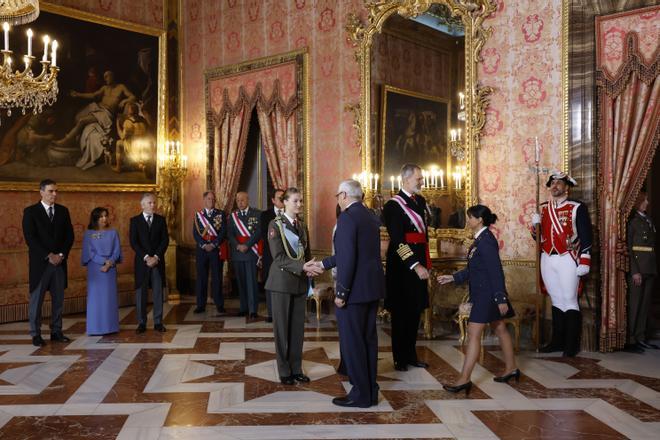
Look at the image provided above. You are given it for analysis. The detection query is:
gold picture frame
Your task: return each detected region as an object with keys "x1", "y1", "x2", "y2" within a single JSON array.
[
  {"x1": 346, "y1": 0, "x2": 497, "y2": 241},
  {"x1": 203, "y1": 48, "x2": 311, "y2": 227},
  {"x1": 0, "y1": 2, "x2": 167, "y2": 192},
  {"x1": 380, "y1": 85, "x2": 452, "y2": 183}
]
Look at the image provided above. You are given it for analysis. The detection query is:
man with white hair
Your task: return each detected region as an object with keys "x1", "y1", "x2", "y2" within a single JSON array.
[
  {"x1": 129, "y1": 192, "x2": 169, "y2": 333},
  {"x1": 320, "y1": 179, "x2": 385, "y2": 407},
  {"x1": 383, "y1": 163, "x2": 431, "y2": 371}
]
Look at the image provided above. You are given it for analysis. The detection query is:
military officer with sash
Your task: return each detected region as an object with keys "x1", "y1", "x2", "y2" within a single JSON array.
[
  {"x1": 193, "y1": 191, "x2": 227, "y2": 314},
  {"x1": 531, "y1": 171, "x2": 592, "y2": 357},
  {"x1": 625, "y1": 190, "x2": 658, "y2": 353},
  {"x1": 383, "y1": 163, "x2": 431, "y2": 371},
  {"x1": 229, "y1": 191, "x2": 262, "y2": 318}
]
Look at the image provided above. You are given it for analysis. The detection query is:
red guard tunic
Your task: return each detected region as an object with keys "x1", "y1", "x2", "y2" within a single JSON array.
[{"x1": 538, "y1": 198, "x2": 593, "y2": 311}]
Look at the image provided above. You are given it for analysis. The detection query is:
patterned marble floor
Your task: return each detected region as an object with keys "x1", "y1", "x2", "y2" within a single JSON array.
[{"x1": 0, "y1": 299, "x2": 659, "y2": 439}]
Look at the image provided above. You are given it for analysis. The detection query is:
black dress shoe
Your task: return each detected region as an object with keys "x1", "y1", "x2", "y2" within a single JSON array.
[
  {"x1": 623, "y1": 343, "x2": 644, "y2": 354},
  {"x1": 280, "y1": 376, "x2": 295, "y2": 385},
  {"x1": 639, "y1": 341, "x2": 659, "y2": 350},
  {"x1": 443, "y1": 381, "x2": 472, "y2": 395},
  {"x1": 409, "y1": 361, "x2": 429, "y2": 368},
  {"x1": 50, "y1": 332, "x2": 71, "y2": 342},
  {"x1": 136, "y1": 325, "x2": 146, "y2": 334},
  {"x1": 32, "y1": 335, "x2": 46, "y2": 347},
  {"x1": 292, "y1": 374, "x2": 310, "y2": 383},
  {"x1": 237, "y1": 311, "x2": 247, "y2": 317},
  {"x1": 154, "y1": 324, "x2": 167, "y2": 332},
  {"x1": 216, "y1": 306, "x2": 226, "y2": 314},
  {"x1": 394, "y1": 362, "x2": 408, "y2": 371},
  {"x1": 193, "y1": 307, "x2": 206, "y2": 314},
  {"x1": 332, "y1": 396, "x2": 371, "y2": 408},
  {"x1": 493, "y1": 369, "x2": 521, "y2": 383},
  {"x1": 539, "y1": 343, "x2": 564, "y2": 353},
  {"x1": 265, "y1": 317, "x2": 273, "y2": 323},
  {"x1": 249, "y1": 313, "x2": 259, "y2": 319}
]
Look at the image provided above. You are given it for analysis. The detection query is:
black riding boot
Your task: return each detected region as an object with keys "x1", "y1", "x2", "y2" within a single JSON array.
[
  {"x1": 563, "y1": 309, "x2": 582, "y2": 357},
  {"x1": 540, "y1": 306, "x2": 565, "y2": 353}
]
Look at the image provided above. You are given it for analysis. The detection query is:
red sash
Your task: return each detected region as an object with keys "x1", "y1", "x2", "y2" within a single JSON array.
[
  {"x1": 405, "y1": 232, "x2": 432, "y2": 269},
  {"x1": 231, "y1": 212, "x2": 261, "y2": 257}
]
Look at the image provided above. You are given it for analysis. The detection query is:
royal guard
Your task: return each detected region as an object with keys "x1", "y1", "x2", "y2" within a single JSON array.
[
  {"x1": 531, "y1": 171, "x2": 593, "y2": 357},
  {"x1": 193, "y1": 191, "x2": 227, "y2": 314}
]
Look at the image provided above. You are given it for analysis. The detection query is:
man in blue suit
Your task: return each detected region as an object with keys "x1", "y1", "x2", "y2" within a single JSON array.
[{"x1": 320, "y1": 179, "x2": 385, "y2": 408}]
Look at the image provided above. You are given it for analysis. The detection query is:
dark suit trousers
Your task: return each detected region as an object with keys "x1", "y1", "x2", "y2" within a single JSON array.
[
  {"x1": 136, "y1": 267, "x2": 163, "y2": 326},
  {"x1": 195, "y1": 247, "x2": 224, "y2": 309},
  {"x1": 337, "y1": 300, "x2": 379, "y2": 406},
  {"x1": 627, "y1": 274, "x2": 655, "y2": 343},
  {"x1": 390, "y1": 298, "x2": 422, "y2": 366},
  {"x1": 234, "y1": 260, "x2": 259, "y2": 314},
  {"x1": 271, "y1": 292, "x2": 306, "y2": 377},
  {"x1": 29, "y1": 264, "x2": 65, "y2": 336}
]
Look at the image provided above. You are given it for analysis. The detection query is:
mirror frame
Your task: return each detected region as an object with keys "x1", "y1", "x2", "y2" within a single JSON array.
[{"x1": 347, "y1": 0, "x2": 497, "y2": 241}]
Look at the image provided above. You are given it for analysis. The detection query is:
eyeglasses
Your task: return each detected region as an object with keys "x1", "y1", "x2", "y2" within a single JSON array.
[{"x1": 335, "y1": 191, "x2": 346, "y2": 199}]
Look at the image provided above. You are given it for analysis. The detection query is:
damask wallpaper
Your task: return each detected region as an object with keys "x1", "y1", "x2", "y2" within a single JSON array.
[
  {"x1": 181, "y1": 0, "x2": 565, "y2": 261},
  {"x1": 477, "y1": 0, "x2": 564, "y2": 260}
]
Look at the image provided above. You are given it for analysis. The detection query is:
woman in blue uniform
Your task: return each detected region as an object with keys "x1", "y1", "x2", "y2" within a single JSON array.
[{"x1": 438, "y1": 205, "x2": 518, "y2": 394}]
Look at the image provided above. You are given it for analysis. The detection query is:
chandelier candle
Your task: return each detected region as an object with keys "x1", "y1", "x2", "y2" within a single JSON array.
[
  {"x1": 42, "y1": 34, "x2": 49, "y2": 61},
  {"x1": 3, "y1": 22, "x2": 8, "y2": 51},
  {"x1": 51, "y1": 40, "x2": 57, "y2": 67},
  {"x1": 26, "y1": 28, "x2": 32, "y2": 56}
]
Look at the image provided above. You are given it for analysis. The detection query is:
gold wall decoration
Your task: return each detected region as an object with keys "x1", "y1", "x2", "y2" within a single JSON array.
[{"x1": 347, "y1": 0, "x2": 497, "y2": 242}]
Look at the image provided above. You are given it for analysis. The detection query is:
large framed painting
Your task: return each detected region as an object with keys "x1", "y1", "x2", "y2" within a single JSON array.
[
  {"x1": 380, "y1": 85, "x2": 450, "y2": 181},
  {"x1": 0, "y1": 4, "x2": 165, "y2": 191}
]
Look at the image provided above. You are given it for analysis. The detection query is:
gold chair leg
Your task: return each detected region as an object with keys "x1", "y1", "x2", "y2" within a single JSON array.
[
  {"x1": 458, "y1": 317, "x2": 467, "y2": 345},
  {"x1": 316, "y1": 297, "x2": 321, "y2": 322}
]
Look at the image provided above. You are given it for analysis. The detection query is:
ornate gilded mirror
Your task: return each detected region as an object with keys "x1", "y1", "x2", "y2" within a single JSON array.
[{"x1": 347, "y1": 0, "x2": 496, "y2": 242}]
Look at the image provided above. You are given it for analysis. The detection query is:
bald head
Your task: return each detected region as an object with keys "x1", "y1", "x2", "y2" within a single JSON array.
[{"x1": 235, "y1": 192, "x2": 249, "y2": 211}]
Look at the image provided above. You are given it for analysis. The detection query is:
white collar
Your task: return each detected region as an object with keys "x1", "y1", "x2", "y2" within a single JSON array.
[
  {"x1": 41, "y1": 201, "x2": 54, "y2": 211},
  {"x1": 637, "y1": 210, "x2": 647, "y2": 217},
  {"x1": 345, "y1": 201, "x2": 359, "y2": 210},
  {"x1": 402, "y1": 188, "x2": 414, "y2": 198},
  {"x1": 274, "y1": 206, "x2": 283, "y2": 215},
  {"x1": 474, "y1": 226, "x2": 487, "y2": 239},
  {"x1": 283, "y1": 212, "x2": 297, "y2": 226},
  {"x1": 204, "y1": 207, "x2": 213, "y2": 215},
  {"x1": 143, "y1": 212, "x2": 153, "y2": 220}
]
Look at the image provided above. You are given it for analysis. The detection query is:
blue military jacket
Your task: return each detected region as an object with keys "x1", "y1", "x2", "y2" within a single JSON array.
[{"x1": 322, "y1": 202, "x2": 385, "y2": 304}]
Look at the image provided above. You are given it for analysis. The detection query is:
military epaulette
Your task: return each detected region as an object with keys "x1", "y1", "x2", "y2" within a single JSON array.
[{"x1": 397, "y1": 243, "x2": 414, "y2": 261}]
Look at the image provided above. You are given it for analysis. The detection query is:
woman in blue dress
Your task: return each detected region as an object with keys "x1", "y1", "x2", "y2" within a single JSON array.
[
  {"x1": 438, "y1": 205, "x2": 518, "y2": 394},
  {"x1": 82, "y1": 207, "x2": 122, "y2": 335}
]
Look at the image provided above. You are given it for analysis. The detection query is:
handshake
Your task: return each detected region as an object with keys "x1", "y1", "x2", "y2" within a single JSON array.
[{"x1": 303, "y1": 258, "x2": 325, "y2": 277}]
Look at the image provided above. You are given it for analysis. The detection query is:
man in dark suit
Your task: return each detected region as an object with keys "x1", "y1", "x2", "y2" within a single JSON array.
[
  {"x1": 22, "y1": 179, "x2": 74, "y2": 347},
  {"x1": 193, "y1": 190, "x2": 227, "y2": 315},
  {"x1": 320, "y1": 179, "x2": 385, "y2": 408},
  {"x1": 260, "y1": 188, "x2": 284, "y2": 322},
  {"x1": 228, "y1": 191, "x2": 262, "y2": 318},
  {"x1": 129, "y1": 192, "x2": 169, "y2": 333},
  {"x1": 383, "y1": 163, "x2": 430, "y2": 371}
]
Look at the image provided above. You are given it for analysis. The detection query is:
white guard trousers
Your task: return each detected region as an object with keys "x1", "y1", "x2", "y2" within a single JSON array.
[{"x1": 540, "y1": 253, "x2": 579, "y2": 312}]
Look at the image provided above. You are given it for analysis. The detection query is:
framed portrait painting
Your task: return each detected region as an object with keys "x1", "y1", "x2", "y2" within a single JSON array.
[
  {"x1": 0, "y1": 4, "x2": 165, "y2": 191},
  {"x1": 380, "y1": 85, "x2": 450, "y2": 181}
]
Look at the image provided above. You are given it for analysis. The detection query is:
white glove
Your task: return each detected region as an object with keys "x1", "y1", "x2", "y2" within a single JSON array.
[
  {"x1": 576, "y1": 264, "x2": 590, "y2": 277},
  {"x1": 531, "y1": 213, "x2": 541, "y2": 225}
]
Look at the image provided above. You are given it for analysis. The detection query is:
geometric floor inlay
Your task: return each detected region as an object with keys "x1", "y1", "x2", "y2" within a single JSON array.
[{"x1": 0, "y1": 298, "x2": 658, "y2": 439}]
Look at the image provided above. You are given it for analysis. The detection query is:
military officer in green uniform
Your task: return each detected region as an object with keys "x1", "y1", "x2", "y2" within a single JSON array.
[
  {"x1": 265, "y1": 187, "x2": 320, "y2": 384},
  {"x1": 626, "y1": 190, "x2": 658, "y2": 353}
]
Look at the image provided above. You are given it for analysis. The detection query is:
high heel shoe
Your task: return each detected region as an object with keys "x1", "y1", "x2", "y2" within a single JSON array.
[
  {"x1": 443, "y1": 381, "x2": 472, "y2": 395},
  {"x1": 493, "y1": 369, "x2": 520, "y2": 383}
]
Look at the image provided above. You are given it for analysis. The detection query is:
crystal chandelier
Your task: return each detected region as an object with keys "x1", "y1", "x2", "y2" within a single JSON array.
[{"x1": 0, "y1": 0, "x2": 59, "y2": 122}]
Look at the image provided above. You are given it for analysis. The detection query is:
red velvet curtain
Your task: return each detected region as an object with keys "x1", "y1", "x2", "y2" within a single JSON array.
[{"x1": 596, "y1": 17, "x2": 660, "y2": 351}]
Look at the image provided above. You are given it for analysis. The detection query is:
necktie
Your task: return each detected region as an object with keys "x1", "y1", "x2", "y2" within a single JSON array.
[
  {"x1": 48, "y1": 206, "x2": 54, "y2": 222},
  {"x1": 410, "y1": 194, "x2": 417, "y2": 202},
  {"x1": 146, "y1": 215, "x2": 152, "y2": 227},
  {"x1": 277, "y1": 209, "x2": 282, "y2": 217}
]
